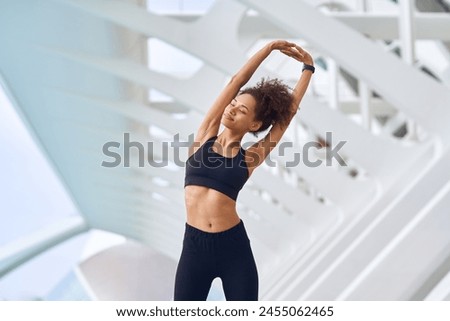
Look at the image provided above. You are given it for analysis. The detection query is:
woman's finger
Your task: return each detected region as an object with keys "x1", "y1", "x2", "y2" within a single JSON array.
[
  {"x1": 295, "y1": 45, "x2": 311, "y2": 59},
  {"x1": 280, "y1": 46, "x2": 307, "y2": 63},
  {"x1": 291, "y1": 46, "x2": 304, "y2": 55},
  {"x1": 295, "y1": 44, "x2": 305, "y2": 52},
  {"x1": 280, "y1": 49, "x2": 293, "y2": 56},
  {"x1": 281, "y1": 49, "x2": 304, "y2": 62},
  {"x1": 290, "y1": 50, "x2": 304, "y2": 60},
  {"x1": 284, "y1": 41, "x2": 296, "y2": 47}
]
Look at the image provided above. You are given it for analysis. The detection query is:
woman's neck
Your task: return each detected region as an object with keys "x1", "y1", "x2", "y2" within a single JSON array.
[{"x1": 216, "y1": 129, "x2": 244, "y2": 151}]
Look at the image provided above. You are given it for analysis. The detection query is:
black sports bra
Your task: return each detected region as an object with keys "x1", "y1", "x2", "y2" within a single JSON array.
[{"x1": 184, "y1": 135, "x2": 249, "y2": 201}]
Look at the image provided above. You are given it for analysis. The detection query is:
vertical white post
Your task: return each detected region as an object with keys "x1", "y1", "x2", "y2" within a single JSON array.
[
  {"x1": 399, "y1": 0, "x2": 417, "y2": 139},
  {"x1": 399, "y1": 0, "x2": 415, "y2": 65},
  {"x1": 356, "y1": 0, "x2": 367, "y2": 12},
  {"x1": 357, "y1": 0, "x2": 371, "y2": 131},
  {"x1": 328, "y1": 58, "x2": 339, "y2": 110},
  {"x1": 293, "y1": 117, "x2": 299, "y2": 148},
  {"x1": 359, "y1": 81, "x2": 371, "y2": 130}
]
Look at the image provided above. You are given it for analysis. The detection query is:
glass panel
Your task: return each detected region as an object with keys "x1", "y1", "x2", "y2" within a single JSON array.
[{"x1": 0, "y1": 84, "x2": 79, "y2": 245}]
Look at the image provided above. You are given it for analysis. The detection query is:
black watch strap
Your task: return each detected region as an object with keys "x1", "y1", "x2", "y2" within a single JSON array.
[{"x1": 302, "y1": 64, "x2": 315, "y2": 73}]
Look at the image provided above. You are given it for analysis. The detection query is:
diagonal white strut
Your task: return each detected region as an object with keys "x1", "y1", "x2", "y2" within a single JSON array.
[{"x1": 237, "y1": 0, "x2": 450, "y2": 145}]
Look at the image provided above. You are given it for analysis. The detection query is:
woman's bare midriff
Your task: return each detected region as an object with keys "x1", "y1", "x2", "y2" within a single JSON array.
[{"x1": 184, "y1": 185, "x2": 241, "y2": 232}]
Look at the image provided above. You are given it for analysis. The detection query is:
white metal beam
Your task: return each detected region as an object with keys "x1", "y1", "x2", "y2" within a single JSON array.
[{"x1": 0, "y1": 217, "x2": 88, "y2": 277}]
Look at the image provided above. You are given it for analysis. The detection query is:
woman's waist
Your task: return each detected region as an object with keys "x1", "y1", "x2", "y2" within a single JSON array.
[
  {"x1": 185, "y1": 200, "x2": 239, "y2": 221},
  {"x1": 184, "y1": 187, "x2": 240, "y2": 232},
  {"x1": 185, "y1": 212, "x2": 241, "y2": 233}
]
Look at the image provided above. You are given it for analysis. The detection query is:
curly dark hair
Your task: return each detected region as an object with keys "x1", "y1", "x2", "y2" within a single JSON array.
[{"x1": 239, "y1": 78, "x2": 294, "y2": 137}]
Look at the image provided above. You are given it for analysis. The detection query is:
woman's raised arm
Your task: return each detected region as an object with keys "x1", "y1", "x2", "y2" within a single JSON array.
[
  {"x1": 193, "y1": 40, "x2": 297, "y2": 142},
  {"x1": 246, "y1": 45, "x2": 314, "y2": 168},
  {"x1": 283, "y1": 45, "x2": 314, "y2": 112}
]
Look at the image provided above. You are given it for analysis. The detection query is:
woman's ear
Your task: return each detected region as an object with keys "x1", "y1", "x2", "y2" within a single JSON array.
[{"x1": 251, "y1": 120, "x2": 262, "y2": 131}]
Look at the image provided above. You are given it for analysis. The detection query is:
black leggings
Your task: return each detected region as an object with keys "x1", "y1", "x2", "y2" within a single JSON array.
[{"x1": 173, "y1": 219, "x2": 258, "y2": 301}]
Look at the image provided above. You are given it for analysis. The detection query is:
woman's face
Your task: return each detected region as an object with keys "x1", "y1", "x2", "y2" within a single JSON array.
[{"x1": 222, "y1": 94, "x2": 261, "y2": 133}]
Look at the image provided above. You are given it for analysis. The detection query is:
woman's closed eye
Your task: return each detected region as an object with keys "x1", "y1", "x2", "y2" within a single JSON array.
[{"x1": 231, "y1": 99, "x2": 247, "y2": 114}]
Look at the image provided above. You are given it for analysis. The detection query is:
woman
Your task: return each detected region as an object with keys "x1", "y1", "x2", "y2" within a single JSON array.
[{"x1": 173, "y1": 40, "x2": 314, "y2": 301}]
